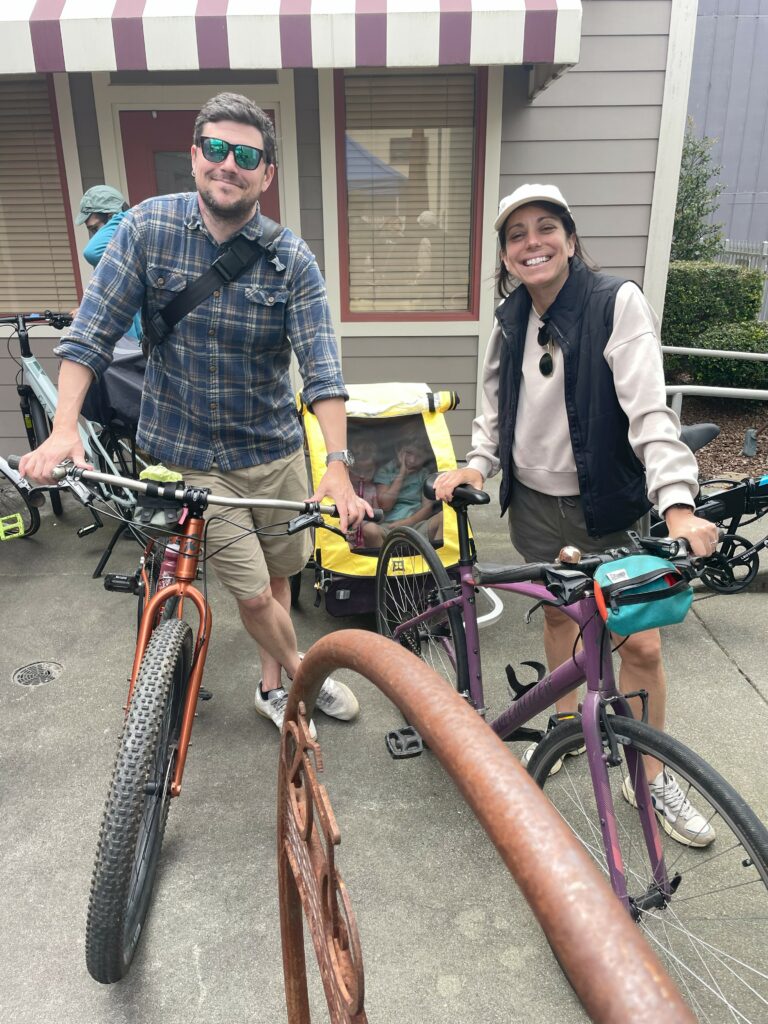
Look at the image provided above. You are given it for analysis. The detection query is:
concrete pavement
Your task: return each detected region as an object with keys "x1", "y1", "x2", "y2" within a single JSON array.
[{"x1": 1, "y1": 482, "x2": 766, "y2": 1024}]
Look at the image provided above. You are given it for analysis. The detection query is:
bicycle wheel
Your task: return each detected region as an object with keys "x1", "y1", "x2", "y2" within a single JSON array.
[
  {"x1": 86, "y1": 618, "x2": 193, "y2": 983},
  {"x1": 27, "y1": 395, "x2": 63, "y2": 516},
  {"x1": 135, "y1": 545, "x2": 180, "y2": 636},
  {"x1": 528, "y1": 716, "x2": 768, "y2": 1022},
  {"x1": 0, "y1": 466, "x2": 40, "y2": 539},
  {"x1": 376, "y1": 526, "x2": 469, "y2": 694},
  {"x1": 701, "y1": 533, "x2": 760, "y2": 594}
]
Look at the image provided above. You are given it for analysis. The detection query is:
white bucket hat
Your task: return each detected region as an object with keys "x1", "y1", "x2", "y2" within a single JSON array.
[{"x1": 493, "y1": 184, "x2": 571, "y2": 232}]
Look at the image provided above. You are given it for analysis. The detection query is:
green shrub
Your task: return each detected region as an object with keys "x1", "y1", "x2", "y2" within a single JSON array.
[
  {"x1": 686, "y1": 320, "x2": 768, "y2": 390},
  {"x1": 662, "y1": 261, "x2": 764, "y2": 377}
]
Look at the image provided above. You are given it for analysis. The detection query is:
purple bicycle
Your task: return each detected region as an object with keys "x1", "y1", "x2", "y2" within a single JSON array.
[{"x1": 375, "y1": 479, "x2": 768, "y2": 1023}]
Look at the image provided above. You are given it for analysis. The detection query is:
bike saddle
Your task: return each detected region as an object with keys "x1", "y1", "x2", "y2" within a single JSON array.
[
  {"x1": 680, "y1": 422, "x2": 720, "y2": 453},
  {"x1": 423, "y1": 473, "x2": 490, "y2": 508}
]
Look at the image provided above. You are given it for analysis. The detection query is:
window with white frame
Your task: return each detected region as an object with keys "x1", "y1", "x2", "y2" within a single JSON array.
[{"x1": 339, "y1": 71, "x2": 482, "y2": 318}]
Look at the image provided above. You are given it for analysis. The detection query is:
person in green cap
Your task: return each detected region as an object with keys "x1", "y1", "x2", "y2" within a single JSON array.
[{"x1": 75, "y1": 185, "x2": 142, "y2": 341}]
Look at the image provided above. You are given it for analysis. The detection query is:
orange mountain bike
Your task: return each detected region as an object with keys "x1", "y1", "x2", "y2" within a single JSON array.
[{"x1": 17, "y1": 457, "x2": 364, "y2": 984}]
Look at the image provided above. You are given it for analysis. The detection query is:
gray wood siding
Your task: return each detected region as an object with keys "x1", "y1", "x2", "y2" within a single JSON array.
[
  {"x1": 688, "y1": 1, "x2": 768, "y2": 241},
  {"x1": 340, "y1": 335, "x2": 477, "y2": 456},
  {"x1": 294, "y1": 69, "x2": 325, "y2": 272},
  {"x1": 500, "y1": 0, "x2": 673, "y2": 286}
]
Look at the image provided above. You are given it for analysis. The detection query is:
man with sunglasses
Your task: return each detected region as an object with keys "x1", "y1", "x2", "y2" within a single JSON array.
[{"x1": 20, "y1": 92, "x2": 369, "y2": 736}]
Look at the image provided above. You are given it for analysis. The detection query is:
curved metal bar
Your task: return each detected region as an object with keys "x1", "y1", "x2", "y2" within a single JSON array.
[{"x1": 277, "y1": 631, "x2": 695, "y2": 1024}]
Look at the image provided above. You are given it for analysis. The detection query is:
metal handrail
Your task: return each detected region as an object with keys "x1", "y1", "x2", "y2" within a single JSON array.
[
  {"x1": 663, "y1": 345, "x2": 768, "y2": 415},
  {"x1": 277, "y1": 632, "x2": 695, "y2": 1024}
]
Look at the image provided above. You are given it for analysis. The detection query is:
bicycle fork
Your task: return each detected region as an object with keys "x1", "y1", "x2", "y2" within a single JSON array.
[{"x1": 579, "y1": 618, "x2": 672, "y2": 916}]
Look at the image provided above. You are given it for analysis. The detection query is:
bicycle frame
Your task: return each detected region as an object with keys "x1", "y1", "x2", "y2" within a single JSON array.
[
  {"x1": 5, "y1": 315, "x2": 141, "y2": 510},
  {"x1": 391, "y1": 501, "x2": 669, "y2": 911},
  {"x1": 128, "y1": 515, "x2": 212, "y2": 799}
]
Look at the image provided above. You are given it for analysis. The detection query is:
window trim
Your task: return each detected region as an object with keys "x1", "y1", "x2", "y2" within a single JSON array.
[{"x1": 334, "y1": 67, "x2": 487, "y2": 324}]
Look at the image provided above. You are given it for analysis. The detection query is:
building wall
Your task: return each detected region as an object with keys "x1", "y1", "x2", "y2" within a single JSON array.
[
  {"x1": 688, "y1": 0, "x2": 768, "y2": 241},
  {"x1": 501, "y1": 0, "x2": 673, "y2": 287}
]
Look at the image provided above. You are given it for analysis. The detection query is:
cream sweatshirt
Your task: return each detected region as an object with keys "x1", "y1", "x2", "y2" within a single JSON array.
[{"x1": 465, "y1": 282, "x2": 699, "y2": 515}]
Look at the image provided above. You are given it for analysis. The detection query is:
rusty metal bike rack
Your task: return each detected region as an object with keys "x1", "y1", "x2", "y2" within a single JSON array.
[{"x1": 277, "y1": 631, "x2": 695, "y2": 1024}]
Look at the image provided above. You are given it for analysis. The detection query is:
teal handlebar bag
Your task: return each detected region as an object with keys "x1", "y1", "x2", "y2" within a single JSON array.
[{"x1": 593, "y1": 555, "x2": 693, "y2": 637}]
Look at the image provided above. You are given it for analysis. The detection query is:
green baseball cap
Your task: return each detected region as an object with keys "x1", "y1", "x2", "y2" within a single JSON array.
[{"x1": 76, "y1": 185, "x2": 127, "y2": 225}]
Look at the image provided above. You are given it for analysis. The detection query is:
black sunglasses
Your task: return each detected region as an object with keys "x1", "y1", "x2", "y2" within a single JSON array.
[
  {"x1": 537, "y1": 324, "x2": 555, "y2": 377},
  {"x1": 199, "y1": 136, "x2": 264, "y2": 171}
]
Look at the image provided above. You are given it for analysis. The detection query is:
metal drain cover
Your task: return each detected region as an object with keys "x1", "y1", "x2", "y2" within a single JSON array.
[{"x1": 13, "y1": 662, "x2": 63, "y2": 687}]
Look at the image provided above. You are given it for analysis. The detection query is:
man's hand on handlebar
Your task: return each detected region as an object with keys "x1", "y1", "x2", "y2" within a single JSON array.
[
  {"x1": 433, "y1": 467, "x2": 485, "y2": 503},
  {"x1": 310, "y1": 461, "x2": 373, "y2": 535},
  {"x1": 17, "y1": 432, "x2": 92, "y2": 486}
]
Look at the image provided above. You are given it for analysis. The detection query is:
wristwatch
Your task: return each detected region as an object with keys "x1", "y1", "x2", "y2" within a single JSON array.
[{"x1": 325, "y1": 449, "x2": 355, "y2": 468}]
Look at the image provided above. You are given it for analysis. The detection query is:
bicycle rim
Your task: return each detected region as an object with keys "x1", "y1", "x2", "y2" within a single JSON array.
[
  {"x1": 528, "y1": 717, "x2": 768, "y2": 1023},
  {"x1": 0, "y1": 468, "x2": 40, "y2": 539},
  {"x1": 376, "y1": 527, "x2": 469, "y2": 693}
]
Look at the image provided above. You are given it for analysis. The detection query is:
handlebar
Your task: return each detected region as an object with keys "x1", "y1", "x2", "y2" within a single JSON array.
[
  {"x1": 0, "y1": 310, "x2": 73, "y2": 331},
  {"x1": 8, "y1": 457, "x2": 384, "y2": 524}
]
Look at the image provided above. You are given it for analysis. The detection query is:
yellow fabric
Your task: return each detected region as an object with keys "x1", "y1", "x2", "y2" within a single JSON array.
[
  {"x1": 300, "y1": 384, "x2": 466, "y2": 577},
  {"x1": 139, "y1": 464, "x2": 184, "y2": 483}
]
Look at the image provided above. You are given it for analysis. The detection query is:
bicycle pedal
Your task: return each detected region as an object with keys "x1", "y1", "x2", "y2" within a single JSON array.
[
  {"x1": 103, "y1": 573, "x2": 140, "y2": 594},
  {"x1": 198, "y1": 687, "x2": 213, "y2": 701},
  {"x1": 0, "y1": 513, "x2": 25, "y2": 540},
  {"x1": 385, "y1": 725, "x2": 424, "y2": 759}
]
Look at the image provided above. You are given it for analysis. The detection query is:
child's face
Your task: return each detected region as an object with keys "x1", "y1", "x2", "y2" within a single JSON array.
[
  {"x1": 398, "y1": 444, "x2": 430, "y2": 472},
  {"x1": 352, "y1": 445, "x2": 377, "y2": 480}
]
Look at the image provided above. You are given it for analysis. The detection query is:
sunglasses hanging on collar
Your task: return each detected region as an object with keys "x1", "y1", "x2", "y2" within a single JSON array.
[{"x1": 537, "y1": 322, "x2": 555, "y2": 377}]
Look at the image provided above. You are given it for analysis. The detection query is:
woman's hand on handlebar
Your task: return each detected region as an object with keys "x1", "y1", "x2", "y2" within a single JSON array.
[
  {"x1": 663, "y1": 506, "x2": 720, "y2": 558},
  {"x1": 433, "y1": 467, "x2": 485, "y2": 503},
  {"x1": 17, "y1": 431, "x2": 91, "y2": 486}
]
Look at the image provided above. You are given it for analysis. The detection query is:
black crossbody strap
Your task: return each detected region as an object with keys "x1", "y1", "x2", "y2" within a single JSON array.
[{"x1": 147, "y1": 216, "x2": 285, "y2": 347}]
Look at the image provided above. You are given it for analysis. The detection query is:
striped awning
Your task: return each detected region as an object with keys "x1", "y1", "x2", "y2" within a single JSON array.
[{"x1": 3, "y1": 1, "x2": 581, "y2": 75}]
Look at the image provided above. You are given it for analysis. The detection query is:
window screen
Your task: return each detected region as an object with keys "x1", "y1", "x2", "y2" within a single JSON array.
[{"x1": 341, "y1": 72, "x2": 477, "y2": 316}]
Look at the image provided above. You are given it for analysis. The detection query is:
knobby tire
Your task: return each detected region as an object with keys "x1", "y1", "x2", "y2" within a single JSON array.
[{"x1": 85, "y1": 619, "x2": 193, "y2": 983}]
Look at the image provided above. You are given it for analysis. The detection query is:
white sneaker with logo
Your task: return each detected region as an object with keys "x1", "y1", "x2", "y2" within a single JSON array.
[
  {"x1": 622, "y1": 770, "x2": 716, "y2": 848},
  {"x1": 254, "y1": 682, "x2": 317, "y2": 740},
  {"x1": 292, "y1": 654, "x2": 360, "y2": 721}
]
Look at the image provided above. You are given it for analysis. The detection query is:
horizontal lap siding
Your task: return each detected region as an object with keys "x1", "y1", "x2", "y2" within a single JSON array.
[
  {"x1": 340, "y1": 336, "x2": 477, "y2": 457},
  {"x1": 501, "y1": 0, "x2": 673, "y2": 288}
]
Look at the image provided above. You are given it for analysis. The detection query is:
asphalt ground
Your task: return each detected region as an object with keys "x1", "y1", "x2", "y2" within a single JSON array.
[{"x1": 1, "y1": 479, "x2": 766, "y2": 1024}]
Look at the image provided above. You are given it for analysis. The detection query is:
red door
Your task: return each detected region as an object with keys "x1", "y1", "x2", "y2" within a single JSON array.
[{"x1": 120, "y1": 109, "x2": 280, "y2": 220}]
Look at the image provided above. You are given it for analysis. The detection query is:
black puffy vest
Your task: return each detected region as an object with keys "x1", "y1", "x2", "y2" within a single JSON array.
[{"x1": 496, "y1": 256, "x2": 651, "y2": 537}]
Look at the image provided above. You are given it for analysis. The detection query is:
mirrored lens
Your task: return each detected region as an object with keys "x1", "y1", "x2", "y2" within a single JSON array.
[{"x1": 200, "y1": 137, "x2": 262, "y2": 170}]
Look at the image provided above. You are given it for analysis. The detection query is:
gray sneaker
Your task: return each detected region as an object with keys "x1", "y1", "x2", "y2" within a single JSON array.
[
  {"x1": 622, "y1": 770, "x2": 716, "y2": 848},
  {"x1": 293, "y1": 654, "x2": 360, "y2": 721},
  {"x1": 254, "y1": 683, "x2": 317, "y2": 740}
]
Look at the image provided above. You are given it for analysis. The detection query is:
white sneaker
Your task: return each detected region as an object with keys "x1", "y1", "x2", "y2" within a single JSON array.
[
  {"x1": 622, "y1": 770, "x2": 716, "y2": 848},
  {"x1": 254, "y1": 683, "x2": 317, "y2": 740},
  {"x1": 293, "y1": 654, "x2": 360, "y2": 722},
  {"x1": 521, "y1": 739, "x2": 586, "y2": 777}
]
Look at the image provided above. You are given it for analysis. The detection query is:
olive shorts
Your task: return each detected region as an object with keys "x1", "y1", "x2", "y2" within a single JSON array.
[
  {"x1": 166, "y1": 449, "x2": 312, "y2": 602},
  {"x1": 508, "y1": 479, "x2": 649, "y2": 563}
]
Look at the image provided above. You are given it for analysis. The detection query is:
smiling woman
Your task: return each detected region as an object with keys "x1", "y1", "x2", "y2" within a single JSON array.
[{"x1": 433, "y1": 180, "x2": 720, "y2": 789}]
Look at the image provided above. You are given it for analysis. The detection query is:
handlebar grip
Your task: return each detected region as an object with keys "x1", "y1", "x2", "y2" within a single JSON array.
[
  {"x1": 7, "y1": 455, "x2": 21, "y2": 471},
  {"x1": 368, "y1": 509, "x2": 384, "y2": 523}
]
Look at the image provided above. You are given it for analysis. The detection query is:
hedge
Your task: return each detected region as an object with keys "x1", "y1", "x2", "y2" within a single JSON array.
[
  {"x1": 684, "y1": 320, "x2": 768, "y2": 390},
  {"x1": 662, "y1": 261, "x2": 764, "y2": 378}
]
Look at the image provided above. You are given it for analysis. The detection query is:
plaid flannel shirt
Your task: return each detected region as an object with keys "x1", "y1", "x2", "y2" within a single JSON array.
[{"x1": 56, "y1": 192, "x2": 347, "y2": 470}]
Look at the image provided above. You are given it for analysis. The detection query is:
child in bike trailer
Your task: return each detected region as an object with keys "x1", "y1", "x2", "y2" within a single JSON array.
[
  {"x1": 434, "y1": 183, "x2": 720, "y2": 846},
  {"x1": 19, "y1": 93, "x2": 372, "y2": 739},
  {"x1": 362, "y1": 433, "x2": 442, "y2": 548}
]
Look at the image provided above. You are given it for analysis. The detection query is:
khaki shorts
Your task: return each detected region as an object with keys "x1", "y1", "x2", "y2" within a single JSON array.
[
  {"x1": 166, "y1": 449, "x2": 312, "y2": 602},
  {"x1": 508, "y1": 479, "x2": 649, "y2": 563}
]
